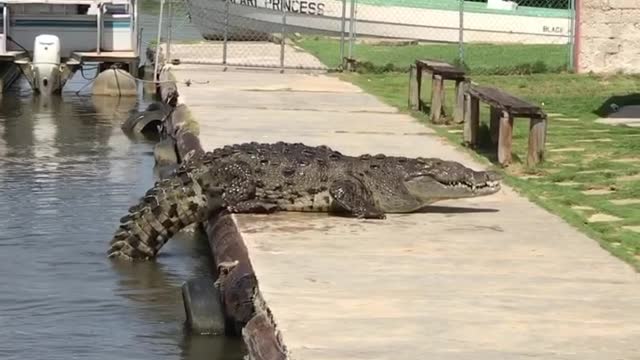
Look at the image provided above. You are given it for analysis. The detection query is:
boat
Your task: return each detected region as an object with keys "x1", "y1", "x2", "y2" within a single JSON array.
[
  {"x1": 0, "y1": 0, "x2": 140, "y2": 94},
  {"x1": 184, "y1": 0, "x2": 573, "y2": 45}
]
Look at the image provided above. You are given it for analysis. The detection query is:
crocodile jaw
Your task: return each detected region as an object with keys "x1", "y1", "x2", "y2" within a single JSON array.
[{"x1": 404, "y1": 174, "x2": 501, "y2": 201}]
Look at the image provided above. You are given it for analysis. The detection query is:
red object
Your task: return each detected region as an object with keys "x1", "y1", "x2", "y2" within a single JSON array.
[{"x1": 573, "y1": 0, "x2": 581, "y2": 73}]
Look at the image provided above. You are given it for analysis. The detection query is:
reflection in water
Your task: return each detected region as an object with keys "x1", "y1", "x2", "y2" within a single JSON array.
[{"x1": 0, "y1": 93, "x2": 244, "y2": 360}]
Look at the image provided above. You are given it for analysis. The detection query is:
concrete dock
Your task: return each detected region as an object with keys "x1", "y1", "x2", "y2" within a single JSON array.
[{"x1": 168, "y1": 64, "x2": 640, "y2": 360}]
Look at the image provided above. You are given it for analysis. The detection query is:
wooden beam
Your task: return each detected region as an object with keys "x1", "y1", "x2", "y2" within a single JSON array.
[
  {"x1": 430, "y1": 74, "x2": 444, "y2": 124},
  {"x1": 453, "y1": 79, "x2": 465, "y2": 124},
  {"x1": 490, "y1": 106, "x2": 500, "y2": 145},
  {"x1": 498, "y1": 110, "x2": 514, "y2": 166},
  {"x1": 527, "y1": 116, "x2": 547, "y2": 166},
  {"x1": 463, "y1": 94, "x2": 479, "y2": 146},
  {"x1": 408, "y1": 64, "x2": 419, "y2": 111}
]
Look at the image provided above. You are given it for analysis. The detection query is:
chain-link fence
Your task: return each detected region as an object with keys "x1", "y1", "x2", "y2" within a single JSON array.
[{"x1": 149, "y1": 0, "x2": 575, "y2": 74}]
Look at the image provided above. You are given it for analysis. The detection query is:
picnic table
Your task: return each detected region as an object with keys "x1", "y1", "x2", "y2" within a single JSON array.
[{"x1": 408, "y1": 59, "x2": 467, "y2": 124}]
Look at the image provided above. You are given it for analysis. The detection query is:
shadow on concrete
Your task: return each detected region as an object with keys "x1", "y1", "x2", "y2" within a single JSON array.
[{"x1": 414, "y1": 205, "x2": 500, "y2": 214}]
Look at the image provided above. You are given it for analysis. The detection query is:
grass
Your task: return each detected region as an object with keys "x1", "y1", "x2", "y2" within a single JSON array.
[
  {"x1": 340, "y1": 71, "x2": 640, "y2": 270},
  {"x1": 295, "y1": 37, "x2": 570, "y2": 75}
]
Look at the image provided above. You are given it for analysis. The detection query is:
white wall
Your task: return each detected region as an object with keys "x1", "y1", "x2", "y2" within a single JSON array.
[{"x1": 577, "y1": 0, "x2": 640, "y2": 73}]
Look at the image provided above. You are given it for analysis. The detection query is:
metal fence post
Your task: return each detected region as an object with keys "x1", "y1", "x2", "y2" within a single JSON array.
[
  {"x1": 223, "y1": 0, "x2": 229, "y2": 65},
  {"x1": 153, "y1": 0, "x2": 165, "y2": 82},
  {"x1": 166, "y1": 0, "x2": 173, "y2": 62},
  {"x1": 568, "y1": 0, "x2": 576, "y2": 71},
  {"x1": 339, "y1": 0, "x2": 347, "y2": 67},
  {"x1": 280, "y1": 0, "x2": 287, "y2": 72},
  {"x1": 458, "y1": 0, "x2": 464, "y2": 65},
  {"x1": 347, "y1": 0, "x2": 356, "y2": 61}
]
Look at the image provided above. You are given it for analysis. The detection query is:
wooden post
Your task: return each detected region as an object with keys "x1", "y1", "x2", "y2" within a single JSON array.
[
  {"x1": 527, "y1": 116, "x2": 547, "y2": 166},
  {"x1": 497, "y1": 110, "x2": 514, "y2": 166},
  {"x1": 489, "y1": 106, "x2": 500, "y2": 145},
  {"x1": 430, "y1": 74, "x2": 444, "y2": 124},
  {"x1": 408, "y1": 64, "x2": 419, "y2": 110},
  {"x1": 463, "y1": 94, "x2": 479, "y2": 146},
  {"x1": 453, "y1": 79, "x2": 465, "y2": 124},
  {"x1": 416, "y1": 64, "x2": 423, "y2": 110}
]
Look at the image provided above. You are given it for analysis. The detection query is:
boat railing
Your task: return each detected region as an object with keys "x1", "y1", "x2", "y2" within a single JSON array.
[{"x1": 1, "y1": 4, "x2": 7, "y2": 54}]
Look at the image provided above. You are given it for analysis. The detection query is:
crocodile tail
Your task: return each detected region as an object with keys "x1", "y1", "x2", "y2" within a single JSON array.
[{"x1": 108, "y1": 171, "x2": 210, "y2": 260}]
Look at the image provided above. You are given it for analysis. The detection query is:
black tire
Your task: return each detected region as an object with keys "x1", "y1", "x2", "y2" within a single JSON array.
[{"x1": 182, "y1": 278, "x2": 226, "y2": 335}]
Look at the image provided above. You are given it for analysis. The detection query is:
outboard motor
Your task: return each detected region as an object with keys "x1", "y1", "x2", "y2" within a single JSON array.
[{"x1": 32, "y1": 34, "x2": 62, "y2": 94}]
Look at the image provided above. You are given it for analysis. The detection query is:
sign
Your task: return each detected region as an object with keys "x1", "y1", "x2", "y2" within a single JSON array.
[
  {"x1": 228, "y1": 0, "x2": 327, "y2": 16},
  {"x1": 542, "y1": 25, "x2": 563, "y2": 34}
]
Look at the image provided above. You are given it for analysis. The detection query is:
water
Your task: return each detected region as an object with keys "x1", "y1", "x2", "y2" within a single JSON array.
[{"x1": 0, "y1": 90, "x2": 244, "y2": 358}]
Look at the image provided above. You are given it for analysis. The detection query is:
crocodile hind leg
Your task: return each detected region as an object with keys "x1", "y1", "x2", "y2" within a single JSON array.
[
  {"x1": 329, "y1": 177, "x2": 386, "y2": 219},
  {"x1": 108, "y1": 174, "x2": 214, "y2": 260}
]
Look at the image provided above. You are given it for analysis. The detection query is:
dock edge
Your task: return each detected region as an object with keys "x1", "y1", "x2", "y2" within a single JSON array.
[{"x1": 156, "y1": 64, "x2": 289, "y2": 360}]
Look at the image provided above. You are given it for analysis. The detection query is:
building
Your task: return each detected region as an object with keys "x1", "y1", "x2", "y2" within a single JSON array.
[{"x1": 575, "y1": 0, "x2": 640, "y2": 73}]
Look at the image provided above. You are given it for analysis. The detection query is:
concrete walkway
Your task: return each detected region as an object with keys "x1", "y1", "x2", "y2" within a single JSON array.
[{"x1": 169, "y1": 65, "x2": 640, "y2": 360}]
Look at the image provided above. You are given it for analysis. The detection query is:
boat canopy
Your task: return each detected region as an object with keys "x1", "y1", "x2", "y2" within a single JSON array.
[{"x1": 1, "y1": 0, "x2": 130, "y2": 5}]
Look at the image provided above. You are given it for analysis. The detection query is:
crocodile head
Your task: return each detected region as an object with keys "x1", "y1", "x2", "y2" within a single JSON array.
[{"x1": 401, "y1": 158, "x2": 501, "y2": 202}]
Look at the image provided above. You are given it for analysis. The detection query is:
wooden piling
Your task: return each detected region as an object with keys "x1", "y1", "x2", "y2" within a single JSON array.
[{"x1": 157, "y1": 64, "x2": 287, "y2": 360}]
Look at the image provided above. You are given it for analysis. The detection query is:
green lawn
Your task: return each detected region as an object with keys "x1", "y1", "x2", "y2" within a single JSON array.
[
  {"x1": 295, "y1": 37, "x2": 571, "y2": 75},
  {"x1": 341, "y1": 71, "x2": 640, "y2": 270}
]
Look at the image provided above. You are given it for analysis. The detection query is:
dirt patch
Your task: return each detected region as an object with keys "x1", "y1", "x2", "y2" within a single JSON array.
[
  {"x1": 587, "y1": 213, "x2": 623, "y2": 223},
  {"x1": 610, "y1": 199, "x2": 640, "y2": 205},
  {"x1": 556, "y1": 181, "x2": 581, "y2": 187},
  {"x1": 521, "y1": 175, "x2": 542, "y2": 180},
  {"x1": 623, "y1": 226, "x2": 640, "y2": 233},
  {"x1": 575, "y1": 138, "x2": 613, "y2": 143},
  {"x1": 571, "y1": 205, "x2": 595, "y2": 211},
  {"x1": 582, "y1": 188, "x2": 616, "y2": 195},
  {"x1": 549, "y1": 147, "x2": 585, "y2": 153},
  {"x1": 611, "y1": 158, "x2": 640, "y2": 163},
  {"x1": 617, "y1": 173, "x2": 640, "y2": 182},
  {"x1": 577, "y1": 169, "x2": 615, "y2": 175}
]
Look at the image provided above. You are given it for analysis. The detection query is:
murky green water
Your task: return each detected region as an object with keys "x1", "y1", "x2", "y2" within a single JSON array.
[{"x1": 0, "y1": 12, "x2": 244, "y2": 360}]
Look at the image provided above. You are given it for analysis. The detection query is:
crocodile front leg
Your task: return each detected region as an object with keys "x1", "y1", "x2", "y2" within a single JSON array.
[{"x1": 329, "y1": 177, "x2": 386, "y2": 219}]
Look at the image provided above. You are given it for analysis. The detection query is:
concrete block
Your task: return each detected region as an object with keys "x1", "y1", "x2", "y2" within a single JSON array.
[
  {"x1": 609, "y1": 0, "x2": 640, "y2": 9},
  {"x1": 598, "y1": 39, "x2": 621, "y2": 54},
  {"x1": 583, "y1": 0, "x2": 610, "y2": 9}
]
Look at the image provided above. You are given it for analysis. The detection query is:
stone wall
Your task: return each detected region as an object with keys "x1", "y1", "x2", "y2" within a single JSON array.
[{"x1": 577, "y1": 0, "x2": 640, "y2": 73}]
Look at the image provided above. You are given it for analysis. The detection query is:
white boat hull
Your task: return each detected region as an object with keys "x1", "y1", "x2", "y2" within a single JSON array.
[{"x1": 185, "y1": 0, "x2": 573, "y2": 45}]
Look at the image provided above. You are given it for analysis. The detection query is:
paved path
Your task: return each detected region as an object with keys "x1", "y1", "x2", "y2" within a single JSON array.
[{"x1": 170, "y1": 64, "x2": 640, "y2": 360}]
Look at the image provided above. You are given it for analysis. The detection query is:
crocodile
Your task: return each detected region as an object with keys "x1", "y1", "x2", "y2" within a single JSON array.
[{"x1": 108, "y1": 141, "x2": 501, "y2": 260}]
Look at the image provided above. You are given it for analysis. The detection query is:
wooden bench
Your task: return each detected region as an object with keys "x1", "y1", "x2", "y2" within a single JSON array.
[
  {"x1": 462, "y1": 84, "x2": 547, "y2": 167},
  {"x1": 408, "y1": 59, "x2": 467, "y2": 124}
]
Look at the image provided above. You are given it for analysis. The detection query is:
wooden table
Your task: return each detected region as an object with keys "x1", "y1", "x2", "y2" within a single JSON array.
[
  {"x1": 408, "y1": 59, "x2": 467, "y2": 124},
  {"x1": 461, "y1": 84, "x2": 547, "y2": 167}
]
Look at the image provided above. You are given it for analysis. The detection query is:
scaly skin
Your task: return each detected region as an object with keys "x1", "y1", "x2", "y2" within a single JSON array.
[{"x1": 108, "y1": 142, "x2": 501, "y2": 260}]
